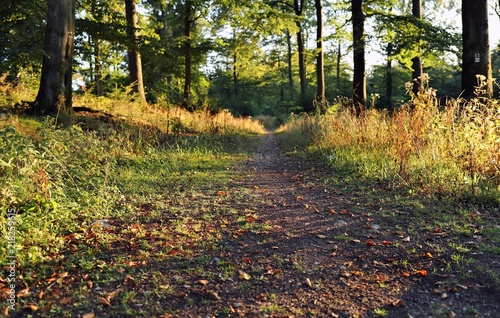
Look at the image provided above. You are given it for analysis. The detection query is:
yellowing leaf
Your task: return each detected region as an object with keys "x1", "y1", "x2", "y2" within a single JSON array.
[{"x1": 238, "y1": 270, "x2": 251, "y2": 281}]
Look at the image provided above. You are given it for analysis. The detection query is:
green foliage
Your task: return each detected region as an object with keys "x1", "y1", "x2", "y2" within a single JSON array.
[{"x1": 0, "y1": 0, "x2": 46, "y2": 76}]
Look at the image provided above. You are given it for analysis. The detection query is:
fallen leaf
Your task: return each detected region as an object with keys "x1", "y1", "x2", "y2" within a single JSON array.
[
  {"x1": 425, "y1": 252, "x2": 434, "y2": 258},
  {"x1": 82, "y1": 312, "x2": 95, "y2": 318},
  {"x1": 391, "y1": 299, "x2": 405, "y2": 307},
  {"x1": 173, "y1": 291, "x2": 188, "y2": 298},
  {"x1": 382, "y1": 240, "x2": 392, "y2": 246},
  {"x1": 17, "y1": 288, "x2": 30, "y2": 298},
  {"x1": 305, "y1": 278, "x2": 312, "y2": 288},
  {"x1": 238, "y1": 270, "x2": 251, "y2": 281},
  {"x1": 316, "y1": 234, "x2": 327, "y2": 239},
  {"x1": 197, "y1": 279, "x2": 209, "y2": 285},
  {"x1": 366, "y1": 239, "x2": 377, "y2": 246},
  {"x1": 24, "y1": 303, "x2": 38, "y2": 311},
  {"x1": 415, "y1": 269, "x2": 428, "y2": 277},
  {"x1": 401, "y1": 272, "x2": 411, "y2": 277},
  {"x1": 98, "y1": 297, "x2": 112, "y2": 306},
  {"x1": 60, "y1": 297, "x2": 72, "y2": 305},
  {"x1": 1, "y1": 307, "x2": 8, "y2": 317}
]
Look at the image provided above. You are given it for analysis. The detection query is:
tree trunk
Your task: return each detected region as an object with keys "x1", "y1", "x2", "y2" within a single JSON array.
[
  {"x1": 352, "y1": 0, "x2": 366, "y2": 112},
  {"x1": 286, "y1": 30, "x2": 295, "y2": 100},
  {"x1": 462, "y1": 0, "x2": 493, "y2": 98},
  {"x1": 294, "y1": 0, "x2": 307, "y2": 107},
  {"x1": 386, "y1": 42, "x2": 393, "y2": 109},
  {"x1": 336, "y1": 39, "x2": 341, "y2": 94},
  {"x1": 94, "y1": 41, "x2": 104, "y2": 96},
  {"x1": 125, "y1": 0, "x2": 147, "y2": 103},
  {"x1": 315, "y1": 0, "x2": 326, "y2": 110},
  {"x1": 183, "y1": 0, "x2": 193, "y2": 109},
  {"x1": 33, "y1": 0, "x2": 75, "y2": 116},
  {"x1": 411, "y1": 0, "x2": 423, "y2": 96}
]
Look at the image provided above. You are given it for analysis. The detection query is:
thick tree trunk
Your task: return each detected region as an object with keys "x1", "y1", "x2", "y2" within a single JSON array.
[
  {"x1": 315, "y1": 0, "x2": 326, "y2": 110},
  {"x1": 33, "y1": 0, "x2": 75, "y2": 116},
  {"x1": 183, "y1": 0, "x2": 193, "y2": 109},
  {"x1": 352, "y1": 0, "x2": 366, "y2": 111},
  {"x1": 462, "y1": 0, "x2": 493, "y2": 98},
  {"x1": 125, "y1": 0, "x2": 147, "y2": 103},
  {"x1": 411, "y1": 0, "x2": 423, "y2": 96}
]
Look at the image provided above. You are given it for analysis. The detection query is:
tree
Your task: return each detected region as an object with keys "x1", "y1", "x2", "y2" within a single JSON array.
[
  {"x1": 293, "y1": 0, "x2": 308, "y2": 106},
  {"x1": 352, "y1": 0, "x2": 366, "y2": 111},
  {"x1": 461, "y1": 0, "x2": 493, "y2": 98},
  {"x1": 32, "y1": 0, "x2": 75, "y2": 116},
  {"x1": 125, "y1": 0, "x2": 147, "y2": 103},
  {"x1": 411, "y1": 0, "x2": 422, "y2": 96},
  {"x1": 315, "y1": 0, "x2": 326, "y2": 110}
]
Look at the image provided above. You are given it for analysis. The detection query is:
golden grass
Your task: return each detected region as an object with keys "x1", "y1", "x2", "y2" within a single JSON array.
[{"x1": 281, "y1": 78, "x2": 500, "y2": 200}]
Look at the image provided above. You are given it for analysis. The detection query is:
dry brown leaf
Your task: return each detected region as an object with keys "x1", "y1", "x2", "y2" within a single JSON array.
[
  {"x1": 24, "y1": 303, "x2": 38, "y2": 311},
  {"x1": 305, "y1": 278, "x2": 313, "y2": 288},
  {"x1": 60, "y1": 297, "x2": 72, "y2": 305},
  {"x1": 82, "y1": 312, "x2": 95, "y2": 318},
  {"x1": 197, "y1": 279, "x2": 209, "y2": 285},
  {"x1": 98, "y1": 296, "x2": 112, "y2": 306},
  {"x1": 1, "y1": 306, "x2": 8, "y2": 317},
  {"x1": 17, "y1": 288, "x2": 30, "y2": 298},
  {"x1": 173, "y1": 291, "x2": 187, "y2": 298},
  {"x1": 391, "y1": 299, "x2": 405, "y2": 307}
]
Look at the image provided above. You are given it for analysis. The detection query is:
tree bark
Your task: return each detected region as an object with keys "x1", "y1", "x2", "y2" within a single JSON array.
[
  {"x1": 182, "y1": 0, "x2": 194, "y2": 109},
  {"x1": 125, "y1": 0, "x2": 147, "y2": 103},
  {"x1": 411, "y1": 0, "x2": 423, "y2": 96},
  {"x1": 462, "y1": 0, "x2": 493, "y2": 98},
  {"x1": 352, "y1": 0, "x2": 366, "y2": 112},
  {"x1": 286, "y1": 30, "x2": 295, "y2": 100},
  {"x1": 33, "y1": 0, "x2": 75, "y2": 116},
  {"x1": 294, "y1": 0, "x2": 307, "y2": 107},
  {"x1": 315, "y1": 0, "x2": 326, "y2": 110},
  {"x1": 386, "y1": 42, "x2": 393, "y2": 109}
]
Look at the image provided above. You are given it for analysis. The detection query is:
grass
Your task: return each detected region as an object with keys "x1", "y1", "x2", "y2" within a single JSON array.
[
  {"x1": 0, "y1": 76, "x2": 268, "y2": 316},
  {"x1": 279, "y1": 75, "x2": 500, "y2": 203}
]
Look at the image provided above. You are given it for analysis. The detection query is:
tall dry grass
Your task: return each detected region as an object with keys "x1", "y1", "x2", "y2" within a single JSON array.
[
  {"x1": 281, "y1": 75, "x2": 500, "y2": 201},
  {"x1": 74, "y1": 92, "x2": 266, "y2": 136}
]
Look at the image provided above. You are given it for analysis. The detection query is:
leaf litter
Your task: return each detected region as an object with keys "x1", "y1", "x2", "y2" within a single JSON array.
[{"x1": 4, "y1": 133, "x2": 499, "y2": 317}]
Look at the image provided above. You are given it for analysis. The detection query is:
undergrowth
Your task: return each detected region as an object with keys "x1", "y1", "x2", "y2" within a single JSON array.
[
  {"x1": 280, "y1": 74, "x2": 500, "y2": 203},
  {"x1": 0, "y1": 86, "x2": 265, "y2": 267}
]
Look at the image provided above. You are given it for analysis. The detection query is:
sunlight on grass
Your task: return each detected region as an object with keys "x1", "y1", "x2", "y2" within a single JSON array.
[{"x1": 280, "y1": 75, "x2": 500, "y2": 202}]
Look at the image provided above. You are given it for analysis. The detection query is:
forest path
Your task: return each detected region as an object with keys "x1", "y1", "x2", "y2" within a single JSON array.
[{"x1": 191, "y1": 131, "x2": 499, "y2": 318}]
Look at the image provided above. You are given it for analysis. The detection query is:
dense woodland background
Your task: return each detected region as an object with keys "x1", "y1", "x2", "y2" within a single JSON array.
[{"x1": 1, "y1": 0, "x2": 500, "y2": 118}]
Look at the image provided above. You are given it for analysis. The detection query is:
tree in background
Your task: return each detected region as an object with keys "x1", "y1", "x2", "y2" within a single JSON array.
[
  {"x1": 315, "y1": 0, "x2": 326, "y2": 110},
  {"x1": 411, "y1": 0, "x2": 422, "y2": 96},
  {"x1": 461, "y1": 0, "x2": 493, "y2": 98},
  {"x1": 0, "y1": 0, "x2": 45, "y2": 77},
  {"x1": 33, "y1": 0, "x2": 75, "y2": 116},
  {"x1": 352, "y1": 0, "x2": 366, "y2": 111},
  {"x1": 125, "y1": 0, "x2": 147, "y2": 103}
]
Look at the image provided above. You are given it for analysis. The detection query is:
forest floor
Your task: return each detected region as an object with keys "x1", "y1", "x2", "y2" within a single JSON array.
[{"x1": 5, "y1": 131, "x2": 499, "y2": 318}]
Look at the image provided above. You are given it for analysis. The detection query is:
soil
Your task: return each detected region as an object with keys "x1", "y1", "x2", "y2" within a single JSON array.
[{"x1": 161, "y1": 133, "x2": 500, "y2": 317}]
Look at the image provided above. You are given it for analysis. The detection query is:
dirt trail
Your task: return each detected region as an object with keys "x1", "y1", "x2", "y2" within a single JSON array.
[
  {"x1": 189, "y1": 132, "x2": 499, "y2": 318},
  {"x1": 162, "y1": 134, "x2": 500, "y2": 317}
]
